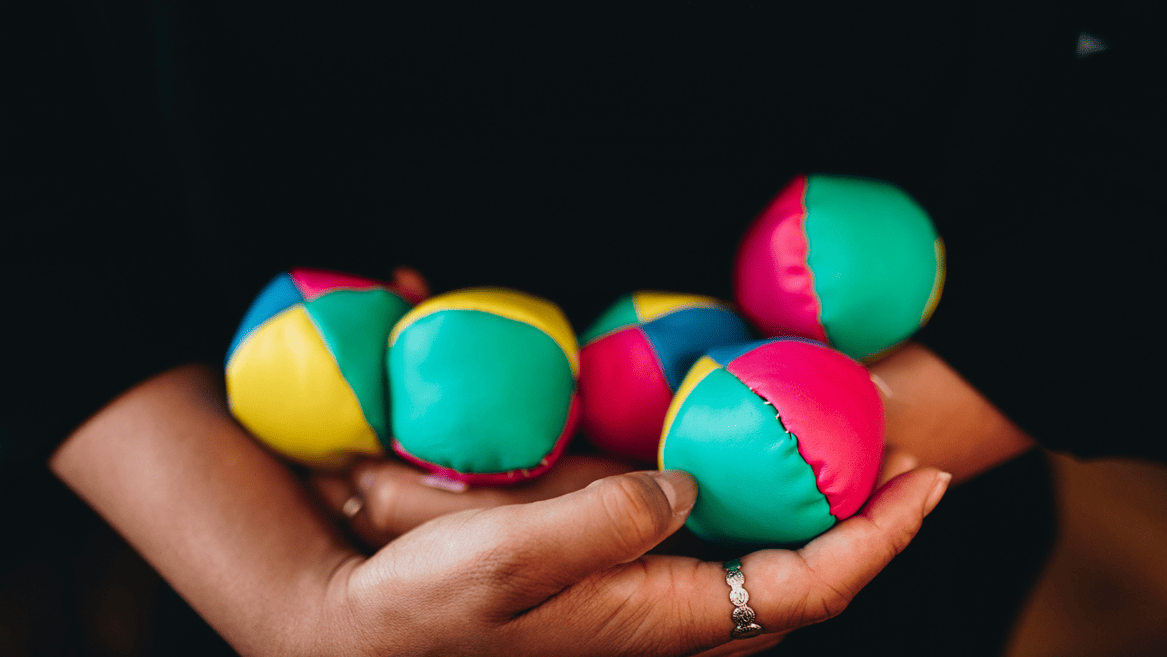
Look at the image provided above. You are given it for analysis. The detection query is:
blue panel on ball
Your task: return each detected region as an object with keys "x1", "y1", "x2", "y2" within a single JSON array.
[
  {"x1": 226, "y1": 273, "x2": 305, "y2": 363},
  {"x1": 640, "y1": 308, "x2": 753, "y2": 390}
]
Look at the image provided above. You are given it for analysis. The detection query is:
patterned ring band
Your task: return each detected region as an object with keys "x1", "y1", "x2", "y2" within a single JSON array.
[{"x1": 724, "y1": 559, "x2": 763, "y2": 639}]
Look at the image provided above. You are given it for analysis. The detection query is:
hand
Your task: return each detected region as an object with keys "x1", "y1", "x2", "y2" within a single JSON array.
[
  {"x1": 319, "y1": 466, "x2": 951, "y2": 656},
  {"x1": 311, "y1": 453, "x2": 638, "y2": 548},
  {"x1": 313, "y1": 445, "x2": 920, "y2": 553},
  {"x1": 870, "y1": 342, "x2": 1034, "y2": 483},
  {"x1": 51, "y1": 364, "x2": 947, "y2": 656}
]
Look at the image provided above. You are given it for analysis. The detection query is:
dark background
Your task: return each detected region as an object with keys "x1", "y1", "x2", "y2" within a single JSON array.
[{"x1": 3, "y1": 2, "x2": 1162, "y2": 654}]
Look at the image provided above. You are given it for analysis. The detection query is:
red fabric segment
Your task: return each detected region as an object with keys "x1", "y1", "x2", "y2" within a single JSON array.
[
  {"x1": 726, "y1": 340, "x2": 884, "y2": 519},
  {"x1": 290, "y1": 268, "x2": 383, "y2": 301},
  {"x1": 733, "y1": 174, "x2": 828, "y2": 342},
  {"x1": 578, "y1": 327, "x2": 675, "y2": 464}
]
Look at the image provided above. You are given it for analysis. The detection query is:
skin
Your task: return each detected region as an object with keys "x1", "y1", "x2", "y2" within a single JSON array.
[
  {"x1": 305, "y1": 340, "x2": 1033, "y2": 655},
  {"x1": 317, "y1": 341, "x2": 1032, "y2": 548},
  {"x1": 48, "y1": 269, "x2": 1025, "y2": 656},
  {"x1": 869, "y1": 342, "x2": 1034, "y2": 484},
  {"x1": 49, "y1": 364, "x2": 950, "y2": 656}
]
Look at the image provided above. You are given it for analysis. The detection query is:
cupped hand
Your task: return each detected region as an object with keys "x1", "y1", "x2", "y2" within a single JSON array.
[
  {"x1": 312, "y1": 453, "x2": 639, "y2": 548},
  {"x1": 313, "y1": 445, "x2": 920, "y2": 553},
  {"x1": 317, "y1": 465, "x2": 949, "y2": 656}
]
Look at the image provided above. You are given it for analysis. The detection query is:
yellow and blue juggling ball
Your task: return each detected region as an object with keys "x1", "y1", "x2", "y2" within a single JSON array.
[
  {"x1": 225, "y1": 268, "x2": 414, "y2": 467},
  {"x1": 387, "y1": 287, "x2": 580, "y2": 485}
]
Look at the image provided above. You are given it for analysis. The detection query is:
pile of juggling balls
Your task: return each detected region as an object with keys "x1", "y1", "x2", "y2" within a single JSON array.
[{"x1": 225, "y1": 174, "x2": 945, "y2": 544}]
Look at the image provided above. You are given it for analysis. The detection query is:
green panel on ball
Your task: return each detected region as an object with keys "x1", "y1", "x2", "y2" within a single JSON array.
[
  {"x1": 804, "y1": 175, "x2": 940, "y2": 360},
  {"x1": 306, "y1": 289, "x2": 412, "y2": 441},
  {"x1": 661, "y1": 367, "x2": 834, "y2": 544},
  {"x1": 578, "y1": 293, "x2": 639, "y2": 344},
  {"x1": 389, "y1": 310, "x2": 575, "y2": 473}
]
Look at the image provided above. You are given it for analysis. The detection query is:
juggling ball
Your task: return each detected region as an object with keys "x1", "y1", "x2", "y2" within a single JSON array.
[
  {"x1": 734, "y1": 174, "x2": 945, "y2": 361},
  {"x1": 387, "y1": 287, "x2": 579, "y2": 485},
  {"x1": 225, "y1": 268, "x2": 414, "y2": 467},
  {"x1": 577, "y1": 291, "x2": 753, "y2": 463},
  {"x1": 659, "y1": 338, "x2": 885, "y2": 544}
]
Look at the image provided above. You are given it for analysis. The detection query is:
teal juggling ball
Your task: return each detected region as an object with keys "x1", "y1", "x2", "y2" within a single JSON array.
[{"x1": 386, "y1": 287, "x2": 580, "y2": 485}]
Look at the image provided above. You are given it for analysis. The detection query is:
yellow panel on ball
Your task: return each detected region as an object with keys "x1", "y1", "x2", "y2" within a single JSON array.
[
  {"x1": 391, "y1": 287, "x2": 579, "y2": 375},
  {"x1": 226, "y1": 305, "x2": 380, "y2": 466},
  {"x1": 632, "y1": 291, "x2": 727, "y2": 323}
]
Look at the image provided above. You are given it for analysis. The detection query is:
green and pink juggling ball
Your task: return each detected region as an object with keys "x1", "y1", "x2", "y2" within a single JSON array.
[
  {"x1": 659, "y1": 338, "x2": 884, "y2": 545},
  {"x1": 734, "y1": 174, "x2": 945, "y2": 361},
  {"x1": 387, "y1": 287, "x2": 580, "y2": 485}
]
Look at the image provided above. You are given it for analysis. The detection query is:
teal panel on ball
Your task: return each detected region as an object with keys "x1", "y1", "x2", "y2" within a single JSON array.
[
  {"x1": 388, "y1": 310, "x2": 575, "y2": 473},
  {"x1": 305, "y1": 289, "x2": 412, "y2": 442},
  {"x1": 578, "y1": 293, "x2": 639, "y2": 344},
  {"x1": 804, "y1": 175, "x2": 939, "y2": 360},
  {"x1": 661, "y1": 367, "x2": 834, "y2": 544}
]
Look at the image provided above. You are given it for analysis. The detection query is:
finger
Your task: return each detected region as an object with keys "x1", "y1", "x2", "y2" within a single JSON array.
[
  {"x1": 390, "y1": 266, "x2": 430, "y2": 304},
  {"x1": 482, "y1": 469, "x2": 697, "y2": 610},
  {"x1": 877, "y1": 448, "x2": 919, "y2": 487},
  {"x1": 312, "y1": 455, "x2": 636, "y2": 547},
  {"x1": 751, "y1": 467, "x2": 952, "y2": 628},
  {"x1": 312, "y1": 470, "x2": 362, "y2": 519},
  {"x1": 517, "y1": 468, "x2": 950, "y2": 655}
]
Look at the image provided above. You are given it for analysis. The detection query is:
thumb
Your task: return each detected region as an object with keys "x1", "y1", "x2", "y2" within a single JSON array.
[{"x1": 489, "y1": 469, "x2": 697, "y2": 609}]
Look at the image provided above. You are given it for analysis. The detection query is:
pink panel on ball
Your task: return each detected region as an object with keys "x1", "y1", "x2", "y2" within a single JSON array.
[
  {"x1": 726, "y1": 340, "x2": 884, "y2": 520},
  {"x1": 733, "y1": 175, "x2": 828, "y2": 343},
  {"x1": 578, "y1": 328, "x2": 675, "y2": 463},
  {"x1": 290, "y1": 268, "x2": 383, "y2": 301}
]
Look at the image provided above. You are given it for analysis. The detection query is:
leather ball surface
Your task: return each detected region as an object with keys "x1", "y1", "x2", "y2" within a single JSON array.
[
  {"x1": 225, "y1": 268, "x2": 414, "y2": 467},
  {"x1": 659, "y1": 338, "x2": 884, "y2": 544},
  {"x1": 734, "y1": 174, "x2": 945, "y2": 361},
  {"x1": 577, "y1": 291, "x2": 752, "y2": 463},
  {"x1": 387, "y1": 287, "x2": 579, "y2": 485}
]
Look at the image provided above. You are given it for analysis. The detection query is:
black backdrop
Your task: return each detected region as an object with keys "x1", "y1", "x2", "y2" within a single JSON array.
[{"x1": 4, "y1": 2, "x2": 1161, "y2": 654}]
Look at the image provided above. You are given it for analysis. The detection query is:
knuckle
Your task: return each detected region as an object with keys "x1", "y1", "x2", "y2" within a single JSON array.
[
  {"x1": 890, "y1": 517, "x2": 924, "y2": 555},
  {"x1": 817, "y1": 585, "x2": 852, "y2": 621},
  {"x1": 795, "y1": 581, "x2": 852, "y2": 625},
  {"x1": 462, "y1": 510, "x2": 535, "y2": 581}
]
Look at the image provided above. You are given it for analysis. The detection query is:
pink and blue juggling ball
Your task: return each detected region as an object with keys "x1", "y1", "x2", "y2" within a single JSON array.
[
  {"x1": 224, "y1": 268, "x2": 414, "y2": 467},
  {"x1": 734, "y1": 174, "x2": 945, "y2": 361},
  {"x1": 659, "y1": 337, "x2": 885, "y2": 545},
  {"x1": 577, "y1": 292, "x2": 753, "y2": 463}
]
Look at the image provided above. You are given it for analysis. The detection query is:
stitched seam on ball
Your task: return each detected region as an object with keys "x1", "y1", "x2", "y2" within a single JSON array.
[
  {"x1": 752, "y1": 387, "x2": 838, "y2": 523},
  {"x1": 800, "y1": 175, "x2": 830, "y2": 346}
]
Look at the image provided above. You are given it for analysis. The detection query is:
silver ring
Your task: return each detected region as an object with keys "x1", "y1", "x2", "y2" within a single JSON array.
[
  {"x1": 342, "y1": 494, "x2": 365, "y2": 518},
  {"x1": 724, "y1": 559, "x2": 763, "y2": 639}
]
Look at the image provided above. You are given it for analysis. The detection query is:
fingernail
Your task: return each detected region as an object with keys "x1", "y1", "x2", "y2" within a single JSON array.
[
  {"x1": 924, "y1": 471, "x2": 952, "y2": 516},
  {"x1": 651, "y1": 470, "x2": 697, "y2": 516},
  {"x1": 420, "y1": 473, "x2": 469, "y2": 493}
]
